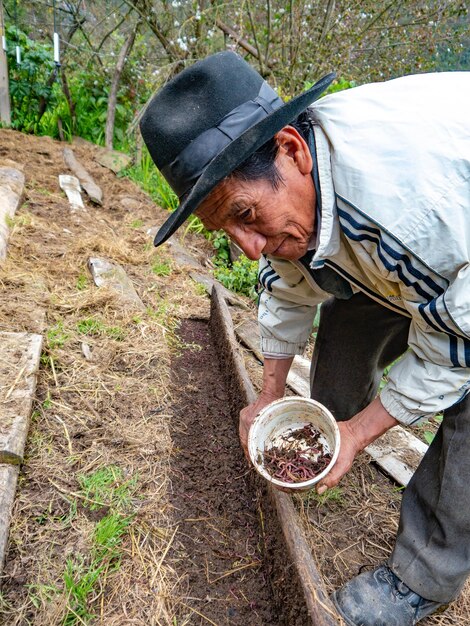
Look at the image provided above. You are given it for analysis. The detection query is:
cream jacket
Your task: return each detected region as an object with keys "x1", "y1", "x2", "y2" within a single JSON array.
[{"x1": 258, "y1": 72, "x2": 470, "y2": 426}]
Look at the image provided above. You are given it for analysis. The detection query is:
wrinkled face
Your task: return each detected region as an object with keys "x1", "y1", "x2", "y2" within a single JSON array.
[{"x1": 195, "y1": 127, "x2": 317, "y2": 261}]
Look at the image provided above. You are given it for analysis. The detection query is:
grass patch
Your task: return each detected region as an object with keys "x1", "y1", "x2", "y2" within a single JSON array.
[
  {"x1": 151, "y1": 259, "x2": 172, "y2": 277},
  {"x1": 130, "y1": 218, "x2": 144, "y2": 229},
  {"x1": 76, "y1": 273, "x2": 88, "y2": 290},
  {"x1": 77, "y1": 466, "x2": 138, "y2": 511},
  {"x1": 60, "y1": 467, "x2": 136, "y2": 624},
  {"x1": 76, "y1": 317, "x2": 126, "y2": 341},
  {"x1": 46, "y1": 321, "x2": 69, "y2": 350}
]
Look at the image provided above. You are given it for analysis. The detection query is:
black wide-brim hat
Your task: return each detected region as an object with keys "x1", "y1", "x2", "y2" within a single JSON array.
[{"x1": 140, "y1": 51, "x2": 335, "y2": 247}]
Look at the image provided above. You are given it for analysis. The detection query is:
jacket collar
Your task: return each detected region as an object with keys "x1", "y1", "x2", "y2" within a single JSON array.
[{"x1": 309, "y1": 123, "x2": 342, "y2": 268}]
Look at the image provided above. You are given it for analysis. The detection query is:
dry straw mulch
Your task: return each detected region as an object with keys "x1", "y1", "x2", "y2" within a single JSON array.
[{"x1": 0, "y1": 129, "x2": 209, "y2": 625}]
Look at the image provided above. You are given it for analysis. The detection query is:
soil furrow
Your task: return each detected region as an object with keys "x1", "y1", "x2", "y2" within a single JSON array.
[{"x1": 168, "y1": 319, "x2": 279, "y2": 626}]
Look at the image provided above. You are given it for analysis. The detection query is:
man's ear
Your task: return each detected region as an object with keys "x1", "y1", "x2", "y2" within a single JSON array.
[{"x1": 274, "y1": 126, "x2": 313, "y2": 175}]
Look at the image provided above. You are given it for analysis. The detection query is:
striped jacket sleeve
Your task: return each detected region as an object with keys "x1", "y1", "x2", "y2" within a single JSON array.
[
  {"x1": 381, "y1": 292, "x2": 470, "y2": 426},
  {"x1": 257, "y1": 255, "x2": 328, "y2": 357},
  {"x1": 336, "y1": 201, "x2": 470, "y2": 425}
]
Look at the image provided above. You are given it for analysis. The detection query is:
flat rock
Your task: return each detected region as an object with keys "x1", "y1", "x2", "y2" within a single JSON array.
[
  {"x1": 88, "y1": 257, "x2": 145, "y2": 310},
  {"x1": 119, "y1": 195, "x2": 143, "y2": 212},
  {"x1": 95, "y1": 149, "x2": 131, "y2": 174},
  {"x1": 0, "y1": 164, "x2": 25, "y2": 261},
  {"x1": 0, "y1": 332, "x2": 43, "y2": 464}
]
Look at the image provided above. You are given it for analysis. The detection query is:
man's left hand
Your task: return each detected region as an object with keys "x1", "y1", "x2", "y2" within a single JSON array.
[{"x1": 316, "y1": 396, "x2": 399, "y2": 494}]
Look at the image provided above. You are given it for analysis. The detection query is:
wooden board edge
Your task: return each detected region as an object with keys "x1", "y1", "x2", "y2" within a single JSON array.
[
  {"x1": 209, "y1": 284, "x2": 341, "y2": 626},
  {"x1": 0, "y1": 464, "x2": 20, "y2": 573}
]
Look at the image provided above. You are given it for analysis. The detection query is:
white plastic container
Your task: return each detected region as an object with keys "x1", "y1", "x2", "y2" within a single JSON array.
[{"x1": 248, "y1": 397, "x2": 341, "y2": 491}]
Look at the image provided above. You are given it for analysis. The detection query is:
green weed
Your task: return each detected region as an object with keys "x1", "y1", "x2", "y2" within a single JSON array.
[
  {"x1": 76, "y1": 318, "x2": 125, "y2": 341},
  {"x1": 46, "y1": 322, "x2": 69, "y2": 350},
  {"x1": 63, "y1": 556, "x2": 102, "y2": 625},
  {"x1": 301, "y1": 486, "x2": 344, "y2": 507},
  {"x1": 60, "y1": 469, "x2": 136, "y2": 624},
  {"x1": 76, "y1": 274, "x2": 88, "y2": 291},
  {"x1": 94, "y1": 513, "x2": 132, "y2": 560},
  {"x1": 77, "y1": 466, "x2": 137, "y2": 511},
  {"x1": 62, "y1": 511, "x2": 132, "y2": 625},
  {"x1": 422, "y1": 414, "x2": 443, "y2": 445},
  {"x1": 26, "y1": 583, "x2": 59, "y2": 610},
  {"x1": 194, "y1": 283, "x2": 207, "y2": 297},
  {"x1": 151, "y1": 259, "x2": 172, "y2": 277},
  {"x1": 130, "y1": 218, "x2": 144, "y2": 229},
  {"x1": 42, "y1": 391, "x2": 52, "y2": 410}
]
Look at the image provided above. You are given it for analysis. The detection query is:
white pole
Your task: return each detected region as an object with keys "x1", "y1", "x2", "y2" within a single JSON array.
[
  {"x1": 53, "y1": 31, "x2": 60, "y2": 65},
  {"x1": 0, "y1": 0, "x2": 11, "y2": 124}
]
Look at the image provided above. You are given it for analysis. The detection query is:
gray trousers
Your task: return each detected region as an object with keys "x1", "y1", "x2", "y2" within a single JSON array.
[{"x1": 309, "y1": 292, "x2": 470, "y2": 603}]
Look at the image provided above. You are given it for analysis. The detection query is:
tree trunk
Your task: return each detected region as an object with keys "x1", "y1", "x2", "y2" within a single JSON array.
[{"x1": 105, "y1": 26, "x2": 138, "y2": 150}]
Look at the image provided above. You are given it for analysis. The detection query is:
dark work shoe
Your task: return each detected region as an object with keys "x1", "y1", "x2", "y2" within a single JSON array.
[{"x1": 331, "y1": 564, "x2": 447, "y2": 626}]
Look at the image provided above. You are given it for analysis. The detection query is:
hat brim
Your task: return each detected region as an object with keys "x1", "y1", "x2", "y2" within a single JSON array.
[{"x1": 154, "y1": 72, "x2": 336, "y2": 247}]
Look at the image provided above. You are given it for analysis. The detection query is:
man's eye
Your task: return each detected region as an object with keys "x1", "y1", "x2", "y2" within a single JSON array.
[{"x1": 239, "y1": 209, "x2": 252, "y2": 222}]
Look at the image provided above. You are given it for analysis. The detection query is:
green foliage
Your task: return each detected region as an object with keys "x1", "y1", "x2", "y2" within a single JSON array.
[
  {"x1": 63, "y1": 556, "x2": 102, "y2": 625},
  {"x1": 212, "y1": 232, "x2": 231, "y2": 265},
  {"x1": 6, "y1": 26, "x2": 57, "y2": 132},
  {"x1": 130, "y1": 219, "x2": 144, "y2": 229},
  {"x1": 125, "y1": 148, "x2": 178, "y2": 211},
  {"x1": 214, "y1": 255, "x2": 258, "y2": 299},
  {"x1": 304, "y1": 77, "x2": 356, "y2": 95},
  {"x1": 94, "y1": 513, "x2": 132, "y2": 560}
]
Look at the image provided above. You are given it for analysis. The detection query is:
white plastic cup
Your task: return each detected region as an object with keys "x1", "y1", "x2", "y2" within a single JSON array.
[{"x1": 248, "y1": 397, "x2": 340, "y2": 491}]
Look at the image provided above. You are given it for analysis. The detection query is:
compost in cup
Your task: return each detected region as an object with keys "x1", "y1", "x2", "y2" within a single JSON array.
[{"x1": 248, "y1": 397, "x2": 341, "y2": 491}]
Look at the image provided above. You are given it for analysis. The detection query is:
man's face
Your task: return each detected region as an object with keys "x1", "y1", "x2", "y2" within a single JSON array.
[{"x1": 195, "y1": 127, "x2": 316, "y2": 261}]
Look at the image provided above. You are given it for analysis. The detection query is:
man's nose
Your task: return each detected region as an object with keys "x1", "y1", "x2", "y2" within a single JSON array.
[{"x1": 227, "y1": 227, "x2": 266, "y2": 261}]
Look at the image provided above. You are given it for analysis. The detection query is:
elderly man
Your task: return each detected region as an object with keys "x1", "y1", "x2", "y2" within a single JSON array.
[{"x1": 140, "y1": 51, "x2": 470, "y2": 625}]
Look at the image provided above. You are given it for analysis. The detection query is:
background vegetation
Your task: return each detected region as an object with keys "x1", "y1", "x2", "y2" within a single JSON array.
[{"x1": 3, "y1": 0, "x2": 469, "y2": 293}]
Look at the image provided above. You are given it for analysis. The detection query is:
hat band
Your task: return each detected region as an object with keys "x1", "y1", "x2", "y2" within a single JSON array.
[{"x1": 161, "y1": 81, "x2": 284, "y2": 198}]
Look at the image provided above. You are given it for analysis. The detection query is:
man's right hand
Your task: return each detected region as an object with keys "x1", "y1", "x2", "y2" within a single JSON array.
[
  {"x1": 239, "y1": 356, "x2": 294, "y2": 456},
  {"x1": 239, "y1": 391, "x2": 282, "y2": 455}
]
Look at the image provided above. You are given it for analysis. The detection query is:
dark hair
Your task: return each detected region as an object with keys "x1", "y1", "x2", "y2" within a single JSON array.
[{"x1": 230, "y1": 109, "x2": 313, "y2": 189}]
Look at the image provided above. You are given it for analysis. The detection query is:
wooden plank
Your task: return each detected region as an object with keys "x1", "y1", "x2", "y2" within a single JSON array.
[
  {"x1": 235, "y1": 317, "x2": 427, "y2": 487},
  {"x1": 0, "y1": 164, "x2": 25, "y2": 261},
  {"x1": 0, "y1": 332, "x2": 43, "y2": 464},
  {"x1": 209, "y1": 285, "x2": 340, "y2": 625},
  {"x1": 0, "y1": 463, "x2": 20, "y2": 572},
  {"x1": 63, "y1": 147, "x2": 103, "y2": 205},
  {"x1": 364, "y1": 427, "x2": 428, "y2": 487},
  {"x1": 59, "y1": 174, "x2": 84, "y2": 211},
  {"x1": 88, "y1": 257, "x2": 145, "y2": 311}
]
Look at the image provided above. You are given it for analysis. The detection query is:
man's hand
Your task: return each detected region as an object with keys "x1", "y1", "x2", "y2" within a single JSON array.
[
  {"x1": 239, "y1": 391, "x2": 282, "y2": 455},
  {"x1": 239, "y1": 356, "x2": 294, "y2": 455},
  {"x1": 316, "y1": 396, "x2": 399, "y2": 494}
]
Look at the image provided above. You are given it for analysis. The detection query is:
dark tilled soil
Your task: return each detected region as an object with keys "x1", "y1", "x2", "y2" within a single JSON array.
[{"x1": 168, "y1": 319, "x2": 279, "y2": 626}]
